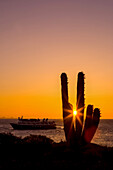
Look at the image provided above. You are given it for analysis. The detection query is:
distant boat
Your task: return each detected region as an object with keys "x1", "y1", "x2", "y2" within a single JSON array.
[{"x1": 10, "y1": 116, "x2": 56, "y2": 130}]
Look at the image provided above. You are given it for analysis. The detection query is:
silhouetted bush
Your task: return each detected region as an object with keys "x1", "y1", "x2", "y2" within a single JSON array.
[
  {"x1": 0, "y1": 133, "x2": 22, "y2": 144},
  {"x1": 0, "y1": 133, "x2": 113, "y2": 169},
  {"x1": 23, "y1": 134, "x2": 54, "y2": 146},
  {"x1": 0, "y1": 133, "x2": 54, "y2": 146}
]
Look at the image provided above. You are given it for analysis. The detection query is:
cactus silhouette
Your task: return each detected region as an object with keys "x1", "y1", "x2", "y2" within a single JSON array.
[
  {"x1": 61, "y1": 72, "x2": 100, "y2": 145},
  {"x1": 61, "y1": 73, "x2": 75, "y2": 143},
  {"x1": 76, "y1": 72, "x2": 84, "y2": 140}
]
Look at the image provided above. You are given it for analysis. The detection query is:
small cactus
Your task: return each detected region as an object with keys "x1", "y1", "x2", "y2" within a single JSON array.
[
  {"x1": 61, "y1": 72, "x2": 100, "y2": 146},
  {"x1": 82, "y1": 106, "x2": 100, "y2": 144}
]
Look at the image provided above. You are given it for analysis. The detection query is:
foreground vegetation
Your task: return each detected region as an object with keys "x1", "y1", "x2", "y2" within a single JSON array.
[{"x1": 0, "y1": 133, "x2": 113, "y2": 169}]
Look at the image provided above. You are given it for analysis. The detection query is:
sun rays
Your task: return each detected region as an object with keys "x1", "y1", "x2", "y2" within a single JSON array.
[{"x1": 63, "y1": 105, "x2": 85, "y2": 129}]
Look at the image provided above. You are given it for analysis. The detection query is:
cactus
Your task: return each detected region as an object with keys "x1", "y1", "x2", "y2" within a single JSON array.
[
  {"x1": 61, "y1": 72, "x2": 100, "y2": 146},
  {"x1": 61, "y1": 73, "x2": 75, "y2": 143},
  {"x1": 76, "y1": 72, "x2": 84, "y2": 141}
]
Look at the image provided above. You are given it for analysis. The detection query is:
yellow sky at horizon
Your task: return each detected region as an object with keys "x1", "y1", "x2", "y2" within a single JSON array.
[{"x1": 0, "y1": 71, "x2": 113, "y2": 119}]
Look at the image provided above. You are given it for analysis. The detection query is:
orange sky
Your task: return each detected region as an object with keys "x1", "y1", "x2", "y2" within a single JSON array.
[{"x1": 0, "y1": 0, "x2": 113, "y2": 119}]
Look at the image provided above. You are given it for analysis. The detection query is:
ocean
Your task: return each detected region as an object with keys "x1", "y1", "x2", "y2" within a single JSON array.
[{"x1": 0, "y1": 119, "x2": 113, "y2": 147}]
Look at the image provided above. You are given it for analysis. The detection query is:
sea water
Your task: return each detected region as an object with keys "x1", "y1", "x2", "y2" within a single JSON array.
[{"x1": 0, "y1": 119, "x2": 113, "y2": 147}]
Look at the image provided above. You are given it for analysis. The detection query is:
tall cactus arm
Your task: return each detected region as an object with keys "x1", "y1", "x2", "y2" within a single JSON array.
[
  {"x1": 61, "y1": 73, "x2": 68, "y2": 106},
  {"x1": 61, "y1": 73, "x2": 74, "y2": 143},
  {"x1": 76, "y1": 72, "x2": 85, "y2": 139}
]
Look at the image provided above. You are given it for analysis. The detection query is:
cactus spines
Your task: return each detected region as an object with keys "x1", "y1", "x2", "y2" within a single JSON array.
[{"x1": 60, "y1": 72, "x2": 101, "y2": 146}]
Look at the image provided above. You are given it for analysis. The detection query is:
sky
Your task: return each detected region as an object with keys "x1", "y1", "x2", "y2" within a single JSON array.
[{"x1": 0, "y1": 0, "x2": 113, "y2": 119}]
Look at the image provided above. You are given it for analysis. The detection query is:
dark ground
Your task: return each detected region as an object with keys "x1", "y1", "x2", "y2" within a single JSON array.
[{"x1": 0, "y1": 133, "x2": 113, "y2": 169}]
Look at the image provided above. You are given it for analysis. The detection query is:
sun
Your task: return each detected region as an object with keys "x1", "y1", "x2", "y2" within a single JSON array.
[{"x1": 73, "y1": 110, "x2": 77, "y2": 116}]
